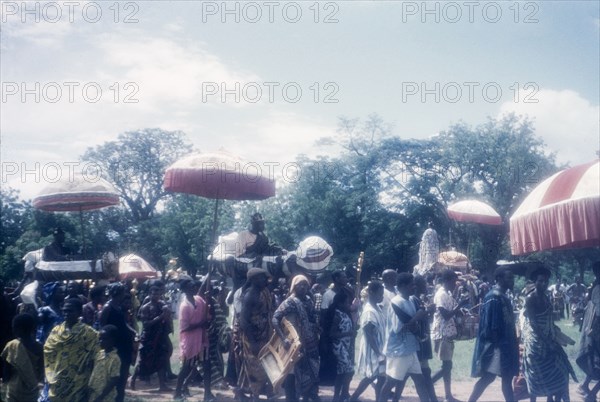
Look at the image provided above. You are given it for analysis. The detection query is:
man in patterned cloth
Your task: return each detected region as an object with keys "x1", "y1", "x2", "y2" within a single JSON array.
[
  {"x1": 431, "y1": 270, "x2": 467, "y2": 402},
  {"x1": 239, "y1": 268, "x2": 274, "y2": 402},
  {"x1": 44, "y1": 298, "x2": 99, "y2": 402}
]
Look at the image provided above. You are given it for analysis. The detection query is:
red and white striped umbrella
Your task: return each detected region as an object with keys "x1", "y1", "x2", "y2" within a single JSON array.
[
  {"x1": 510, "y1": 159, "x2": 600, "y2": 255},
  {"x1": 447, "y1": 200, "x2": 502, "y2": 225}
]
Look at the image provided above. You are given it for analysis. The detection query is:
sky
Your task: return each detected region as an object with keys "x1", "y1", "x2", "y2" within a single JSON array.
[{"x1": 1, "y1": 0, "x2": 599, "y2": 200}]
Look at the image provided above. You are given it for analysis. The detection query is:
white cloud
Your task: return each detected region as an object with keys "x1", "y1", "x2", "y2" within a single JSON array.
[
  {"x1": 1, "y1": 8, "x2": 73, "y2": 48},
  {"x1": 242, "y1": 112, "x2": 337, "y2": 163},
  {"x1": 94, "y1": 34, "x2": 260, "y2": 111},
  {"x1": 498, "y1": 89, "x2": 600, "y2": 165}
]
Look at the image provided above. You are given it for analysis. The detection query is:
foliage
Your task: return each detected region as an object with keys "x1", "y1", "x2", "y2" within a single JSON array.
[
  {"x1": 2, "y1": 119, "x2": 597, "y2": 284},
  {"x1": 1, "y1": 187, "x2": 28, "y2": 255},
  {"x1": 157, "y1": 194, "x2": 235, "y2": 274},
  {"x1": 376, "y1": 114, "x2": 558, "y2": 275},
  {"x1": 82, "y1": 128, "x2": 192, "y2": 223}
]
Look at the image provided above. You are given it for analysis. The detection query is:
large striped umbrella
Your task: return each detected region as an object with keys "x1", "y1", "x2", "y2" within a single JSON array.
[
  {"x1": 33, "y1": 174, "x2": 120, "y2": 257},
  {"x1": 33, "y1": 174, "x2": 119, "y2": 211},
  {"x1": 163, "y1": 150, "x2": 275, "y2": 200},
  {"x1": 447, "y1": 200, "x2": 502, "y2": 225},
  {"x1": 118, "y1": 253, "x2": 159, "y2": 280},
  {"x1": 164, "y1": 149, "x2": 276, "y2": 263},
  {"x1": 510, "y1": 159, "x2": 600, "y2": 255}
]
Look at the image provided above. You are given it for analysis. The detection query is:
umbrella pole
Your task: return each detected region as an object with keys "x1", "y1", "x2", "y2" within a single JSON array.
[
  {"x1": 211, "y1": 198, "x2": 220, "y2": 248},
  {"x1": 79, "y1": 207, "x2": 86, "y2": 259},
  {"x1": 207, "y1": 198, "x2": 220, "y2": 276}
]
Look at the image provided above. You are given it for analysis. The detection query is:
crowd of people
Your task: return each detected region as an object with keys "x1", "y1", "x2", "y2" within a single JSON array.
[
  {"x1": 1, "y1": 259, "x2": 599, "y2": 402},
  {"x1": 0, "y1": 217, "x2": 599, "y2": 402}
]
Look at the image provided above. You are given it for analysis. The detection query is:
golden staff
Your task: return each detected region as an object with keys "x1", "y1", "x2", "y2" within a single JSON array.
[{"x1": 356, "y1": 251, "x2": 365, "y2": 299}]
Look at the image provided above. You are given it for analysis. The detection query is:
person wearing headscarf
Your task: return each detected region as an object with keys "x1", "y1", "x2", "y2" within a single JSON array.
[
  {"x1": 273, "y1": 274, "x2": 321, "y2": 402},
  {"x1": 522, "y1": 266, "x2": 576, "y2": 402},
  {"x1": 44, "y1": 298, "x2": 99, "y2": 402},
  {"x1": 239, "y1": 268, "x2": 275, "y2": 402}
]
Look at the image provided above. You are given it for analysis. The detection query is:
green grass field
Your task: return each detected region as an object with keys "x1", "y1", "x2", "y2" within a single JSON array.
[{"x1": 426, "y1": 318, "x2": 584, "y2": 382}]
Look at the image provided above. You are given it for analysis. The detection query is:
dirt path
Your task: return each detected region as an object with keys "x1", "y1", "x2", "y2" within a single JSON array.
[{"x1": 126, "y1": 377, "x2": 585, "y2": 401}]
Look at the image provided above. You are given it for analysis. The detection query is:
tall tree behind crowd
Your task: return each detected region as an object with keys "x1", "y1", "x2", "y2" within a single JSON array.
[
  {"x1": 82, "y1": 128, "x2": 192, "y2": 224},
  {"x1": 375, "y1": 113, "x2": 558, "y2": 274}
]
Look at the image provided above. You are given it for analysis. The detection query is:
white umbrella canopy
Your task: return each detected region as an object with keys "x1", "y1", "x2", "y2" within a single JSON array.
[
  {"x1": 447, "y1": 200, "x2": 502, "y2": 226},
  {"x1": 33, "y1": 173, "x2": 120, "y2": 212},
  {"x1": 510, "y1": 159, "x2": 600, "y2": 255},
  {"x1": 118, "y1": 253, "x2": 159, "y2": 280},
  {"x1": 33, "y1": 173, "x2": 120, "y2": 258}
]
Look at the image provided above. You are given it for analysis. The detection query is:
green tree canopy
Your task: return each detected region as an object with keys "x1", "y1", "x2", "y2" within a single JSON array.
[{"x1": 82, "y1": 128, "x2": 192, "y2": 223}]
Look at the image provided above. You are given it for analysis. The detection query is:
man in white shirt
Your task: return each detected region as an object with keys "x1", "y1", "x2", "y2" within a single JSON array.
[
  {"x1": 381, "y1": 269, "x2": 399, "y2": 313},
  {"x1": 431, "y1": 270, "x2": 467, "y2": 402},
  {"x1": 379, "y1": 272, "x2": 429, "y2": 402}
]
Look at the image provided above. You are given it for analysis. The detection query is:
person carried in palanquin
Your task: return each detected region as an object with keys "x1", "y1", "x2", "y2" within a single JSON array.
[
  {"x1": 238, "y1": 213, "x2": 285, "y2": 260},
  {"x1": 42, "y1": 228, "x2": 73, "y2": 262},
  {"x1": 213, "y1": 213, "x2": 286, "y2": 290}
]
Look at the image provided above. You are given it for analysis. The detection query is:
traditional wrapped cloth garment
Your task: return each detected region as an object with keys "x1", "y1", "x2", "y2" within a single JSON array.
[
  {"x1": 43, "y1": 322, "x2": 99, "y2": 402},
  {"x1": 1, "y1": 339, "x2": 44, "y2": 402},
  {"x1": 88, "y1": 349, "x2": 121, "y2": 402},
  {"x1": 471, "y1": 286, "x2": 519, "y2": 378},
  {"x1": 202, "y1": 297, "x2": 228, "y2": 386},
  {"x1": 522, "y1": 300, "x2": 577, "y2": 397},
  {"x1": 577, "y1": 283, "x2": 600, "y2": 379},
  {"x1": 238, "y1": 287, "x2": 274, "y2": 396},
  {"x1": 331, "y1": 308, "x2": 354, "y2": 375},
  {"x1": 178, "y1": 295, "x2": 209, "y2": 362},
  {"x1": 137, "y1": 300, "x2": 171, "y2": 377},
  {"x1": 273, "y1": 280, "x2": 320, "y2": 398}
]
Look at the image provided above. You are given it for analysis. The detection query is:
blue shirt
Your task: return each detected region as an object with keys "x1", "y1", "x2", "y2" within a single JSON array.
[{"x1": 384, "y1": 294, "x2": 420, "y2": 357}]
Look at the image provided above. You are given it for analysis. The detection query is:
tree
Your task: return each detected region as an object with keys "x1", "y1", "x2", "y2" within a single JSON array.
[
  {"x1": 1, "y1": 187, "x2": 27, "y2": 255},
  {"x1": 1, "y1": 188, "x2": 30, "y2": 280},
  {"x1": 82, "y1": 128, "x2": 192, "y2": 223},
  {"x1": 376, "y1": 114, "x2": 558, "y2": 274},
  {"x1": 158, "y1": 194, "x2": 235, "y2": 275}
]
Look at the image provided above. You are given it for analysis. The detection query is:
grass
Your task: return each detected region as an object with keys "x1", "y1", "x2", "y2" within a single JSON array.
[{"x1": 426, "y1": 317, "x2": 585, "y2": 382}]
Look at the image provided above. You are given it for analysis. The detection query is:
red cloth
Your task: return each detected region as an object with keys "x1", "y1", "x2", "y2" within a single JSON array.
[{"x1": 179, "y1": 295, "x2": 209, "y2": 360}]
